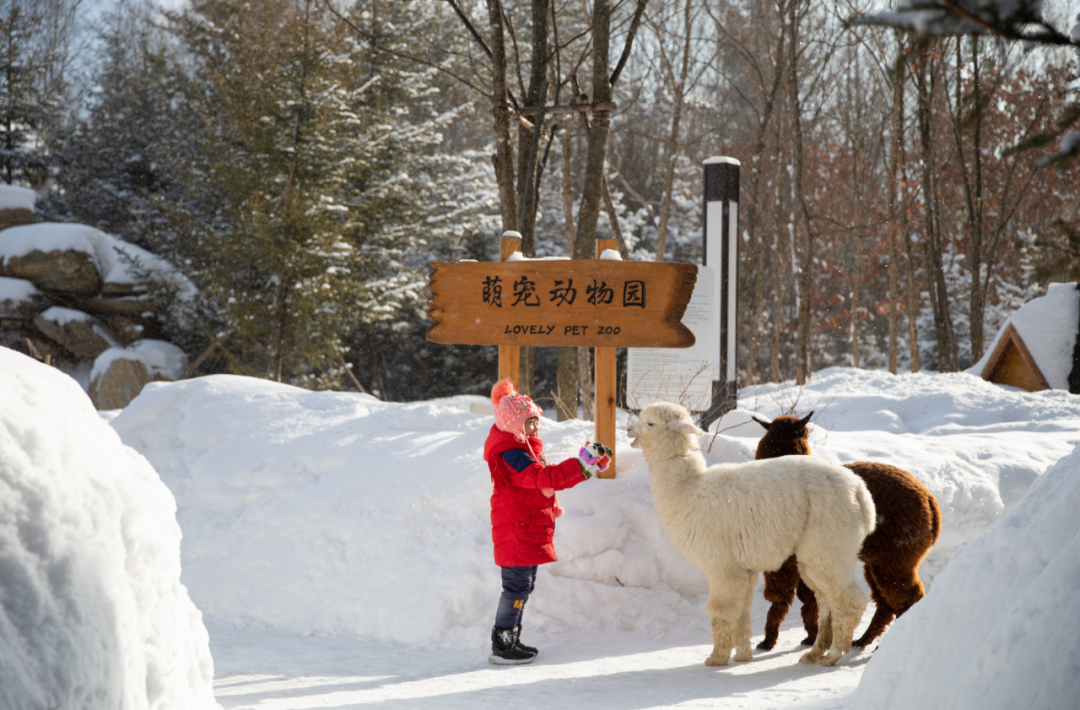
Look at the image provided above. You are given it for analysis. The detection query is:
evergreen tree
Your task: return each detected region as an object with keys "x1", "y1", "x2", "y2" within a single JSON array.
[
  {"x1": 48, "y1": 1, "x2": 192, "y2": 250},
  {"x1": 0, "y1": 0, "x2": 51, "y2": 185}
]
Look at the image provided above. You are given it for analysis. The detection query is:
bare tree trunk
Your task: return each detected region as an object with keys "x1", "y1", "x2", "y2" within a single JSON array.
[
  {"x1": 486, "y1": 0, "x2": 518, "y2": 232},
  {"x1": 746, "y1": 5, "x2": 787, "y2": 381},
  {"x1": 579, "y1": 345, "x2": 594, "y2": 420},
  {"x1": 886, "y1": 46, "x2": 903, "y2": 374},
  {"x1": 852, "y1": 235, "x2": 862, "y2": 368},
  {"x1": 787, "y1": 0, "x2": 814, "y2": 383},
  {"x1": 949, "y1": 36, "x2": 986, "y2": 364},
  {"x1": 914, "y1": 44, "x2": 958, "y2": 371},
  {"x1": 558, "y1": 115, "x2": 579, "y2": 419},
  {"x1": 654, "y1": 0, "x2": 694, "y2": 262},
  {"x1": 273, "y1": 278, "x2": 289, "y2": 382},
  {"x1": 572, "y1": 0, "x2": 612, "y2": 259}
]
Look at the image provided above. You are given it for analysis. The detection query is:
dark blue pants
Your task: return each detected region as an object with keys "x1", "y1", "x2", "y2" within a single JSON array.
[{"x1": 494, "y1": 565, "x2": 538, "y2": 629}]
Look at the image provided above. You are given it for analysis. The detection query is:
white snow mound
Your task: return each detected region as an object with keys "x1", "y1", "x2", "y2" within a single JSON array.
[
  {"x1": 108, "y1": 369, "x2": 1080, "y2": 653},
  {"x1": 844, "y1": 440, "x2": 1080, "y2": 710},
  {"x1": 0, "y1": 348, "x2": 219, "y2": 710}
]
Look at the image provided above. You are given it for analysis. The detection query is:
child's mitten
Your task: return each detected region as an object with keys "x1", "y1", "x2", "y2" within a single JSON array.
[{"x1": 578, "y1": 441, "x2": 613, "y2": 476}]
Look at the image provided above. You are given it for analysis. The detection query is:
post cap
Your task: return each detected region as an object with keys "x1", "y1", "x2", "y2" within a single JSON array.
[{"x1": 703, "y1": 157, "x2": 741, "y2": 166}]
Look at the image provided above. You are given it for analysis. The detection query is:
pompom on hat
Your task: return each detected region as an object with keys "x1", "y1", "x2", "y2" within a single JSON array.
[{"x1": 491, "y1": 379, "x2": 543, "y2": 443}]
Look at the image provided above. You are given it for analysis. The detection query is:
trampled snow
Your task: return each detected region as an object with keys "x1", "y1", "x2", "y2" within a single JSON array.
[
  {"x1": 5, "y1": 345, "x2": 1080, "y2": 709},
  {"x1": 0, "y1": 349, "x2": 218, "y2": 710}
]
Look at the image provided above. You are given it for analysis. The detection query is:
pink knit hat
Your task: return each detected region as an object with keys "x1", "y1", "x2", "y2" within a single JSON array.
[{"x1": 491, "y1": 379, "x2": 543, "y2": 443}]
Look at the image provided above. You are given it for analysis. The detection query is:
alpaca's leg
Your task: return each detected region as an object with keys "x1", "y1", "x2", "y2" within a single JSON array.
[
  {"x1": 758, "y1": 556, "x2": 799, "y2": 651},
  {"x1": 704, "y1": 570, "x2": 748, "y2": 666},
  {"x1": 796, "y1": 580, "x2": 818, "y2": 646},
  {"x1": 819, "y1": 579, "x2": 867, "y2": 666},
  {"x1": 799, "y1": 592, "x2": 831, "y2": 664},
  {"x1": 734, "y1": 571, "x2": 757, "y2": 662}
]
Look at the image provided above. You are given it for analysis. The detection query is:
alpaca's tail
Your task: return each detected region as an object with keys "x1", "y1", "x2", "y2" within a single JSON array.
[{"x1": 855, "y1": 480, "x2": 876, "y2": 537}]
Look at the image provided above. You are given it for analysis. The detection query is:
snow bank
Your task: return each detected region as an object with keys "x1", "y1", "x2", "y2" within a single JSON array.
[
  {"x1": 109, "y1": 368, "x2": 1080, "y2": 652},
  {"x1": 0, "y1": 184, "x2": 37, "y2": 211},
  {"x1": 967, "y1": 282, "x2": 1079, "y2": 390},
  {"x1": 844, "y1": 441, "x2": 1080, "y2": 710},
  {"x1": 0, "y1": 348, "x2": 219, "y2": 710},
  {"x1": 91, "y1": 340, "x2": 189, "y2": 383},
  {"x1": 729, "y1": 367, "x2": 1080, "y2": 579},
  {"x1": 0, "y1": 223, "x2": 196, "y2": 298}
]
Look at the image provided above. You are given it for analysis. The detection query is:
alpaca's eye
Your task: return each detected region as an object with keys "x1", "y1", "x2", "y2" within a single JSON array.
[{"x1": 647, "y1": 422, "x2": 654, "y2": 427}]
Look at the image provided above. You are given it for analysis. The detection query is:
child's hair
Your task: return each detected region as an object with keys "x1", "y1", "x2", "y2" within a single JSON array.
[{"x1": 491, "y1": 379, "x2": 543, "y2": 444}]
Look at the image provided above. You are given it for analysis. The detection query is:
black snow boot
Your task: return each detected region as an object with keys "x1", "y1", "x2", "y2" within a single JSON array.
[
  {"x1": 488, "y1": 626, "x2": 537, "y2": 665},
  {"x1": 513, "y1": 624, "x2": 538, "y2": 656}
]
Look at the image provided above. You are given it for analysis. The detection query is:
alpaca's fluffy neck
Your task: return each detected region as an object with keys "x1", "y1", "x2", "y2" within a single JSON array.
[{"x1": 646, "y1": 446, "x2": 708, "y2": 525}]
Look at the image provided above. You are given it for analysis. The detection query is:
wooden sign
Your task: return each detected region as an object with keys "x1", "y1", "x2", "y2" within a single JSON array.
[{"x1": 427, "y1": 260, "x2": 698, "y2": 348}]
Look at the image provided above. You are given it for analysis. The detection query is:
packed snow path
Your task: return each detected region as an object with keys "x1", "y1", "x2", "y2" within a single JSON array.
[{"x1": 208, "y1": 610, "x2": 874, "y2": 710}]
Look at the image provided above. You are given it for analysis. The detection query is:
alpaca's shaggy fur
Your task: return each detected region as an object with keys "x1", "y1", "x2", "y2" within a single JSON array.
[
  {"x1": 753, "y1": 414, "x2": 942, "y2": 651},
  {"x1": 629, "y1": 402, "x2": 876, "y2": 667}
]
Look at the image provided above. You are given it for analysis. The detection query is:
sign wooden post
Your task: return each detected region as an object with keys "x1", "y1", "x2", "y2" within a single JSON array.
[
  {"x1": 497, "y1": 231, "x2": 522, "y2": 389},
  {"x1": 427, "y1": 240, "x2": 698, "y2": 478},
  {"x1": 594, "y1": 238, "x2": 618, "y2": 477}
]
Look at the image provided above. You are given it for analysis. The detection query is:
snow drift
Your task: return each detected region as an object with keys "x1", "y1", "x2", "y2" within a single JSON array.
[
  {"x1": 845, "y1": 441, "x2": 1080, "y2": 710},
  {"x1": 0, "y1": 348, "x2": 218, "y2": 710},
  {"x1": 109, "y1": 367, "x2": 1080, "y2": 652}
]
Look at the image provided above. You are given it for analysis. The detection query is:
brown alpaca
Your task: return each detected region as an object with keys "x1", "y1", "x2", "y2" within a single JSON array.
[{"x1": 752, "y1": 413, "x2": 942, "y2": 650}]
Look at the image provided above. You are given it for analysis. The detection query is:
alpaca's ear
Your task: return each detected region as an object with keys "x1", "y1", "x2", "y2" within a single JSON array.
[
  {"x1": 669, "y1": 420, "x2": 704, "y2": 437},
  {"x1": 751, "y1": 415, "x2": 771, "y2": 430},
  {"x1": 797, "y1": 411, "x2": 814, "y2": 429}
]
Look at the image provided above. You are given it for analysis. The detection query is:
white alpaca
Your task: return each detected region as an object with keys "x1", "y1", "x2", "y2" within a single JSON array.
[{"x1": 629, "y1": 402, "x2": 876, "y2": 667}]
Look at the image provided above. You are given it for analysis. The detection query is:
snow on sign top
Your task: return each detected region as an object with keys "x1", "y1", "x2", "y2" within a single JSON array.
[
  {"x1": 968, "y1": 283, "x2": 1079, "y2": 391},
  {"x1": 0, "y1": 185, "x2": 37, "y2": 211},
  {"x1": 703, "y1": 156, "x2": 741, "y2": 166}
]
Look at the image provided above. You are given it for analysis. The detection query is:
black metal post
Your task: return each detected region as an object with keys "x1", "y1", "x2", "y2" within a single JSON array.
[{"x1": 700, "y1": 158, "x2": 740, "y2": 429}]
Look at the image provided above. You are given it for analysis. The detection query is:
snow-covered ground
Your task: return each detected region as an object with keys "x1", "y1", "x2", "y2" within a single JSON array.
[{"x1": 4, "y1": 346, "x2": 1080, "y2": 709}]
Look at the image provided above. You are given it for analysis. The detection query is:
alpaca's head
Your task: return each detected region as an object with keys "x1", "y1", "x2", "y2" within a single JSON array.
[
  {"x1": 752, "y1": 412, "x2": 813, "y2": 460},
  {"x1": 628, "y1": 402, "x2": 704, "y2": 457}
]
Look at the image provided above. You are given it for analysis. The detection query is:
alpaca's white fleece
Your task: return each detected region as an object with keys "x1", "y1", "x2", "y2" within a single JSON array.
[{"x1": 633, "y1": 401, "x2": 875, "y2": 664}]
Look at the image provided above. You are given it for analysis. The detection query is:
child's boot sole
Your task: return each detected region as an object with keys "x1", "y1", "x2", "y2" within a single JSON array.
[{"x1": 488, "y1": 653, "x2": 536, "y2": 665}]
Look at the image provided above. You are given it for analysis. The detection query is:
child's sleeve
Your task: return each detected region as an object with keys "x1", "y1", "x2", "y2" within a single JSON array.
[{"x1": 500, "y1": 451, "x2": 586, "y2": 491}]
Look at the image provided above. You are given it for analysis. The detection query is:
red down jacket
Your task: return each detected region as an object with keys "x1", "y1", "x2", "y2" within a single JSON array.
[{"x1": 484, "y1": 424, "x2": 587, "y2": 567}]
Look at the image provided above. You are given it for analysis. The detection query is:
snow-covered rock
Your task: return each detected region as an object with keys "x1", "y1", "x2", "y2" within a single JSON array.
[
  {"x1": 33, "y1": 306, "x2": 114, "y2": 359},
  {"x1": 0, "y1": 348, "x2": 219, "y2": 710},
  {"x1": 0, "y1": 276, "x2": 46, "y2": 319},
  {"x1": 90, "y1": 341, "x2": 189, "y2": 410}
]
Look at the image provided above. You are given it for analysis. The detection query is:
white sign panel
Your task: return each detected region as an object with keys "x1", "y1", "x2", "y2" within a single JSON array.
[{"x1": 627, "y1": 265, "x2": 717, "y2": 411}]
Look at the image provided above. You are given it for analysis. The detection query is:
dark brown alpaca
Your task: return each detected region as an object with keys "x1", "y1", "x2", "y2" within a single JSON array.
[{"x1": 752, "y1": 413, "x2": 942, "y2": 650}]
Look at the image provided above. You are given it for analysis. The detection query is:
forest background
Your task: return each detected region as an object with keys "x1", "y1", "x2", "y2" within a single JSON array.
[{"x1": 6, "y1": 0, "x2": 1080, "y2": 416}]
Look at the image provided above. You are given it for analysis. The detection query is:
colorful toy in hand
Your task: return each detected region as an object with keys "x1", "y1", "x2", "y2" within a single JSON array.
[{"x1": 577, "y1": 441, "x2": 613, "y2": 477}]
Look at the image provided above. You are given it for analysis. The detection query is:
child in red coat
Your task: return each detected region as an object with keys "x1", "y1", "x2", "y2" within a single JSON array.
[{"x1": 483, "y1": 379, "x2": 608, "y2": 665}]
